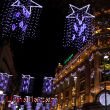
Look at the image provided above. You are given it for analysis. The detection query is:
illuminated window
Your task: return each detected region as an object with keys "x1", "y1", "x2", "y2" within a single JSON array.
[
  {"x1": 100, "y1": 55, "x2": 110, "y2": 81},
  {"x1": 72, "y1": 87, "x2": 75, "y2": 96},
  {"x1": 80, "y1": 94, "x2": 86, "y2": 105},
  {"x1": 61, "y1": 93, "x2": 63, "y2": 100}
]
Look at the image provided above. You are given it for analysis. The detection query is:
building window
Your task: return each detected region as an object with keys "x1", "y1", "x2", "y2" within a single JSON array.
[
  {"x1": 79, "y1": 70, "x2": 85, "y2": 80},
  {"x1": 100, "y1": 55, "x2": 110, "y2": 81},
  {"x1": 80, "y1": 94, "x2": 86, "y2": 106},
  {"x1": 80, "y1": 81, "x2": 85, "y2": 91},
  {"x1": 61, "y1": 93, "x2": 63, "y2": 100},
  {"x1": 65, "y1": 91, "x2": 69, "y2": 99},
  {"x1": 90, "y1": 60, "x2": 94, "y2": 69},
  {"x1": 101, "y1": 70, "x2": 110, "y2": 81}
]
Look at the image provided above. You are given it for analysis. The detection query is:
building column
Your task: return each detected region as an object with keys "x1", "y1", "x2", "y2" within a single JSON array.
[{"x1": 94, "y1": 52, "x2": 100, "y2": 95}]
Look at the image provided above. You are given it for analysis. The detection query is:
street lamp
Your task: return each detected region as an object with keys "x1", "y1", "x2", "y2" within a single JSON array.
[
  {"x1": 103, "y1": 55, "x2": 109, "y2": 110},
  {"x1": 74, "y1": 76, "x2": 77, "y2": 110}
]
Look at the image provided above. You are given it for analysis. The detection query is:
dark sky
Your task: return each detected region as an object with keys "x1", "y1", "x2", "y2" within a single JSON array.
[
  {"x1": 1, "y1": 0, "x2": 110, "y2": 96},
  {"x1": 9, "y1": 0, "x2": 78, "y2": 96}
]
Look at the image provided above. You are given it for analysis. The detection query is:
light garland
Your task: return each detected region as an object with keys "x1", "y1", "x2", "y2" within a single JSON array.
[
  {"x1": 20, "y1": 74, "x2": 34, "y2": 93},
  {"x1": 89, "y1": 53, "x2": 94, "y2": 61},
  {"x1": 63, "y1": 4, "x2": 95, "y2": 51},
  {"x1": 0, "y1": 94, "x2": 6, "y2": 104},
  {"x1": 1, "y1": 0, "x2": 42, "y2": 42},
  {"x1": 43, "y1": 77, "x2": 53, "y2": 95},
  {"x1": 71, "y1": 72, "x2": 76, "y2": 77},
  {"x1": 78, "y1": 65, "x2": 85, "y2": 72}
]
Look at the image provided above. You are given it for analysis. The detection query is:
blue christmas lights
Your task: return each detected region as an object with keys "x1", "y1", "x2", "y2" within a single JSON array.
[
  {"x1": 63, "y1": 4, "x2": 95, "y2": 51},
  {"x1": 51, "y1": 98, "x2": 57, "y2": 107},
  {"x1": 1, "y1": 0, "x2": 43, "y2": 42},
  {"x1": 20, "y1": 74, "x2": 34, "y2": 93},
  {"x1": 35, "y1": 102, "x2": 43, "y2": 110},
  {"x1": 0, "y1": 94, "x2": 6, "y2": 104},
  {"x1": 25, "y1": 96, "x2": 32, "y2": 110},
  {"x1": 0, "y1": 73, "x2": 12, "y2": 92},
  {"x1": 43, "y1": 77, "x2": 53, "y2": 95}
]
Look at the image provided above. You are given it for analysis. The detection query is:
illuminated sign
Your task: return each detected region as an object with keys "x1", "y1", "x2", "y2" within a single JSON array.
[{"x1": 64, "y1": 53, "x2": 73, "y2": 64}]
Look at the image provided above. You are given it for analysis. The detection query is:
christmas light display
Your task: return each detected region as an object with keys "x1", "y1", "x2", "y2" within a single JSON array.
[
  {"x1": 78, "y1": 65, "x2": 85, "y2": 72},
  {"x1": 89, "y1": 53, "x2": 94, "y2": 61},
  {"x1": 45, "y1": 103, "x2": 50, "y2": 110},
  {"x1": 71, "y1": 72, "x2": 76, "y2": 77},
  {"x1": 20, "y1": 74, "x2": 34, "y2": 93},
  {"x1": 51, "y1": 98, "x2": 57, "y2": 107},
  {"x1": 1, "y1": 0, "x2": 42, "y2": 42},
  {"x1": 35, "y1": 102, "x2": 43, "y2": 110},
  {"x1": 0, "y1": 73, "x2": 12, "y2": 92},
  {"x1": 63, "y1": 4, "x2": 95, "y2": 51},
  {"x1": 65, "y1": 77, "x2": 70, "y2": 85},
  {"x1": 9, "y1": 101, "x2": 18, "y2": 110},
  {"x1": 0, "y1": 94, "x2": 6, "y2": 104},
  {"x1": 19, "y1": 105, "x2": 24, "y2": 110},
  {"x1": 13, "y1": 95, "x2": 21, "y2": 103},
  {"x1": 43, "y1": 77, "x2": 53, "y2": 95},
  {"x1": 25, "y1": 96, "x2": 32, "y2": 110}
]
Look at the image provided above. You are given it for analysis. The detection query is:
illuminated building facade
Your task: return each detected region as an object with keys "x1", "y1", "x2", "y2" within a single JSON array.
[{"x1": 53, "y1": 8, "x2": 110, "y2": 110}]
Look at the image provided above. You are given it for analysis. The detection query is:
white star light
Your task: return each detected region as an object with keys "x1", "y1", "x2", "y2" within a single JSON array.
[
  {"x1": 0, "y1": 73, "x2": 12, "y2": 78},
  {"x1": 11, "y1": 0, "x2": 43, "y2": 14},
  {"x1": 22, "y1": 74, "x2": 34, "y2": 79},
  {"x1": 66, "y1": 4, "x2": 95, "y2": 19}
]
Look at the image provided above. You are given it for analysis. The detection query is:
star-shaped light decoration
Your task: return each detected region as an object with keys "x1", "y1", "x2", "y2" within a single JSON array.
[
  {"x1": 66, "y1": 4, "x2": 94, "y2": 19},
  {"x1": 0, "y1": 73, "x2": 12, "y2": 78},
  {"x1": 22, "y1": 74, "x2": 34, "y2": 79},
  {"x1": 63, "y1": 4, "x2": 95, "y2": 51},
  {"x1": 11, "y1": 0, "x2": 43, "y2": 15}
]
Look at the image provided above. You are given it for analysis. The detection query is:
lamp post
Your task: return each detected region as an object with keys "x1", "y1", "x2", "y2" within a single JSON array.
[
  {"x1": 74, "y1": 76, "x2": 77, "y2": 110},
  {"x1": 103, "y1": 55, "x2": 109, "y2": 110}
]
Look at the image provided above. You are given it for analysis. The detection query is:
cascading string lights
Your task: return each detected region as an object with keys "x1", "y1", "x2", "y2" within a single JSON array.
[
  {"x1": 63, "y1": 4, "x2": 95, "y2": 51},
  {"x1": 0, "y1": 73, "x2": 12, "y2": 92},
  {"x1": 1, "y1": 0, "x2": 43, "y2": 43},
  {"x1": 20, "y1": 74, "x2": 34, "y2": 93},
  {"x1": 43, "y1": 77, "x2": 53, "y2": 95}
]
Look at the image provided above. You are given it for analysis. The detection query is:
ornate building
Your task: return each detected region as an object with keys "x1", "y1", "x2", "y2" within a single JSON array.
[{"x1": 53, "y1": 8, "x2": 110, "y2": 110}]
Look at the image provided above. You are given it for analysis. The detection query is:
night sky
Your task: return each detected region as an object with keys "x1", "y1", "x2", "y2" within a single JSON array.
[
  {"x1": 9, "y1": 0, "x2": 78, "y2": 96},
  {"x1": 1, "y1": 0, "x2": 110, "y2": 96}
]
